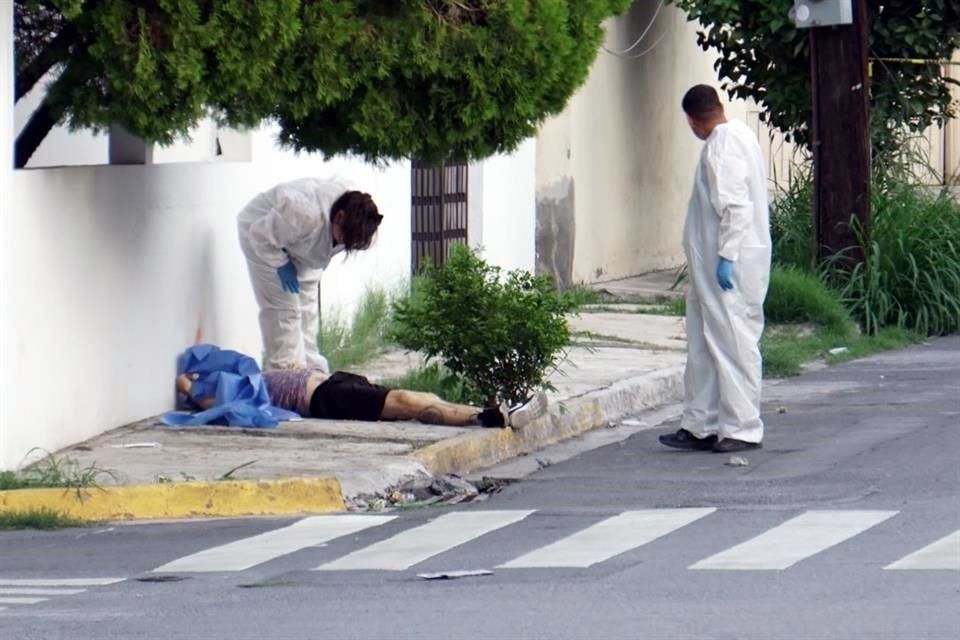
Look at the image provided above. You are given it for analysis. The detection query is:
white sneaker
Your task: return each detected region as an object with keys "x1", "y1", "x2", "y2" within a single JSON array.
[{"x1": 507, "y1": 390, "x2": 548, "y2": 430}]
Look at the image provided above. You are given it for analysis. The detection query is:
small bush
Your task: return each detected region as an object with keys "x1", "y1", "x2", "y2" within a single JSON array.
[
  {"x1": 389, "y1": 246, "x2": 578, "y2": 406},
  {"x1": 830, "y1": 182, "x2": 960, "y2": 336},
  {"x1": 764, "y1": 266, "x2": 853, "y2": 337}
]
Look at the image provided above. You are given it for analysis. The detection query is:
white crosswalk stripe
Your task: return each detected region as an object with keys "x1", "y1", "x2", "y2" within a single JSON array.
[
  {"x1": 885, "y1": 530, "x2": 960, "y2": 570},
  {"x1": 690, "y1": 510, "x2": 898, "y2": 570},
  {"x1": 316, "y1": 510, "x2": 534, "y2": 571},
  {"x1": 0, "y1": 578, "x2": 124, "y2": 611},
  {"x1": 0, "y1": 578, "x2": 124, "y2": 587},
  {"x1": 0, "y1": 588, "x2": 86, "y2": 596},
  {"x1": 0, "y1": 597, "x2": 49, "y2": 605},
  {"x1": 498, "y1": 508, "x2": 716, "y2": 568},
  {"x1": 152, "y1": 515, "x2": 396, "y2": 573}
]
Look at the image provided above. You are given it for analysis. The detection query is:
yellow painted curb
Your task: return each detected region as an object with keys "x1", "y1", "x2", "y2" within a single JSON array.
[{"x1": 0, "y1": 477, "x2": 345, "y2": 521}]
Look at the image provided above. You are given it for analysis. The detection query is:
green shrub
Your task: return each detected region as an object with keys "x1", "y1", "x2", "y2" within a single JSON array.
[
  {"x1": 830, "y1": 183, "x2": 960, "y2": 336},
  {"x1": 764, "y1": 266, "x2": 853, "y2": 337},
  {"x1": 389, "y1": 246, "x2": 578, "y2": 406}
]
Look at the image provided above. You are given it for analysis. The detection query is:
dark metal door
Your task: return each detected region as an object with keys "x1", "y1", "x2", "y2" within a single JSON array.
[{"x1": 411, "y1": 160, "x2": 469, "y2": 273}]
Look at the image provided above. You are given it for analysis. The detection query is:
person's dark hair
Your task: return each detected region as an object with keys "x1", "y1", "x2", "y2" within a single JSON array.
[
  {"x1": 331, "y1": 191, "x2": 382, "y2": 251},
  {"x1": 681, "y1": 84, "x2": 723, "y2": 121}
]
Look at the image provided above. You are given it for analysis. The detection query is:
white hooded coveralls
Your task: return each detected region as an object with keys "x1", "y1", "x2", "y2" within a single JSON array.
[
  {"x1": 682, "y1": 120, "x2": 771, "y2": 443},
  {"x1": 237, "y1": 178, "x2": 348, "y2": 371}
]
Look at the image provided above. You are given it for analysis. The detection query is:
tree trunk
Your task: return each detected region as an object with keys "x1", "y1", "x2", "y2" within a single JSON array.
[
  {"x1": 15, "y1": 25, "x2": 76, "y2": 102},
  {"x1": 15, "y1": 97, "x2": 65, "y2": 168}
]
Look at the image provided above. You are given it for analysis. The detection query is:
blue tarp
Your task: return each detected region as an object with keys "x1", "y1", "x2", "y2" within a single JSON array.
[{"x1": 161, "y1": 344, "x2": 300, "y2": 428}]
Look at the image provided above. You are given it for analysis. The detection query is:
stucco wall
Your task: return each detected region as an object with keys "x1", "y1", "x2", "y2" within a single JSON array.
[{"x1": 536, "y1": 3, "x2": 751, "y2": 286}]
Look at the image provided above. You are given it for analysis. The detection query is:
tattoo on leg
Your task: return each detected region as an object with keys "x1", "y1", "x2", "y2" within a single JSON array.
[{"x1": 418, "y1": 405, "x2": 446, "y2": 425}]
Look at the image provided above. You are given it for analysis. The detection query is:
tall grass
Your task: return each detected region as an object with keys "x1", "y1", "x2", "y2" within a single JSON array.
[
  {"x1": 770, "y1": 156, "x2": 960, "y2": 337},
  {"x1": 317, "y1": 289, "x2": 392, "y2": 371},
  {"x1": 829, "y1": 183, "x2": 960, "y2": 336},
  {"x1": 770, "y1": 166, "x2": 815, "y2": 272}
]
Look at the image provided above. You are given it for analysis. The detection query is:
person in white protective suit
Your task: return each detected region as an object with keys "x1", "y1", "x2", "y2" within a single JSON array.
[
  {"x1": 237, "y1": 178, "x2": 383, "y2": 371},
  {"x1": 659, "y1": 84, "x2": 772, "y2": 454}
]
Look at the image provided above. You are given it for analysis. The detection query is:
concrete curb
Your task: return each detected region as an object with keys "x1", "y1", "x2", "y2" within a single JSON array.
[
  {"x1": 0, "y1": 477, "x2": 345, "y2": 521},
  {"x1": 413, "y1": 366, "x2": 685, "y2": 477}
]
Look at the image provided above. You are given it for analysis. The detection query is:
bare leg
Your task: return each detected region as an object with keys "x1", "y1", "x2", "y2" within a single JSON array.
[{"x1": 380, "y1": 390, "x2": 503, "y2": 427}]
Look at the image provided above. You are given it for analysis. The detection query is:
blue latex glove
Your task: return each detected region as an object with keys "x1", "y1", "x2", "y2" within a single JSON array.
[
  {"x1": 717, "y1": 258, "x2": 735, "y2": 291},
  {"x1": 277, "y1": 259, "x2": 300, "y2": 294}
]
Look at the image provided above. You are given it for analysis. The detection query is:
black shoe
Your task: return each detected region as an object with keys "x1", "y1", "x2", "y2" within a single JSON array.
[
  {"x1": 712, "y1": 438, "x2": 762, "y2": 453},
  {"x1": 659, "y1": 429, "x2": 718, "y2": 451}
]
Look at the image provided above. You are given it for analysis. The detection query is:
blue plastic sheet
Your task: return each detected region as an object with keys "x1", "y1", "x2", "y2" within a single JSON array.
[{"x1": 161, "y1": 344, "x2": 300, "y2": 428}]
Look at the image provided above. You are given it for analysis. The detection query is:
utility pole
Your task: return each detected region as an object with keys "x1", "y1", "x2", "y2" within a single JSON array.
[{"x1": 805, "y1": 0, "x2": 871, "y2": 265}]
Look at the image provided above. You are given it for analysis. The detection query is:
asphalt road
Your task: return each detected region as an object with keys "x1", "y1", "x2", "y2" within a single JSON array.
[{"x1": 1, "y1": 338, "x2": 958, "y2": 640}]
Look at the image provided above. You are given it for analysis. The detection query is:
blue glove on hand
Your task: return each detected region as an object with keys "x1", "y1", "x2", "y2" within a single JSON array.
[
  {"x1": 716, "y1": 258, "x2": 735, "y2": 291},
  {"x1": 277, "y1": 260, "x2": 300, "y2": 294}
]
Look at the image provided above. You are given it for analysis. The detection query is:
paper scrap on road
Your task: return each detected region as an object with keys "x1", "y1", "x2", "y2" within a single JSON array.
[
  {"x1": 111, "y1": 442, "x2": 160, "y2": 449},
  {"x1": 416, "y1": 569, "x2": 494, "y2": 580}
]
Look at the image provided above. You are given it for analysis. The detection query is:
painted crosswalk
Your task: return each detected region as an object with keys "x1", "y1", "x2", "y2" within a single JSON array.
[
  {"x1": 0, "y1": 578, "x2": 125, "y2": 612},
  {"x1": 499, "y1": 508, "x2": 715, "y2": 568},
  {"x1": 138, "y1": 510, "x2": 959, "y2": 576},
  {"x1": 152, "y1": 515, "x2": 396, "y2": 573},
  {"x1": 316, "y1": 510, "x2": 533, "y2": 571},
  {"x1": 690, "y1": 510, "x2": 898, "y2": 570},
  {"x1": 884, "y1": 530, "x2": 960, "y2": 571}
]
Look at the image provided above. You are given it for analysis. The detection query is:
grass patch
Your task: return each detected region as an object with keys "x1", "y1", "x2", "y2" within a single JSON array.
[
  {"x1": 564, "y1": 285, "x2": 605, "y2": 306},
  {"x1": 318, "y1": 289, "x2": 393, "y2": 371},
  {"x1": 0, "y1": 450, "x2": 117, "y2": 492},
  {"x1": 764, "y1": 266, "x2": 854, "y2": 337},
  {"x1": 0, "y1": 508, "x2": 92, "y2": 530},
  {"x1": 383, "y1": 363, "x2": 476, "y2": 406},
  {"x1": 762, "y1": 325, "x2": 921, "y2": 378},
  {"x1": 582, "y1": 298, "x2": 685, "y2": 317},
  {"x1": 761, "y1": 265, "x2": 921, "y2": 376}
]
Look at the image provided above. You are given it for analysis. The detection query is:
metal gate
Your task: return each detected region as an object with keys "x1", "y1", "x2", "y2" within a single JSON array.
[{"x1": 411, "y1": 160, "x2": 469, "y2": 273}]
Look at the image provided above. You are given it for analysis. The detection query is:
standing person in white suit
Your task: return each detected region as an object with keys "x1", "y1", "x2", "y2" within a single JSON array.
[
  {"x1": 237, "y1": 178, "x2": 383, "y2": 371},
  {"x1": 660, "y1": 85, "x2": 772, "y2": 454}
]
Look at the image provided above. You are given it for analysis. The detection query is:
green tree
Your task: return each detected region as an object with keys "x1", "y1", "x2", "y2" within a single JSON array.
[
  {"x1": 669, "y1": 0, "x2": 960, "y2": 149},
  {"x1": 14, "y1": 0, "x2": 631, "y2": 168}
]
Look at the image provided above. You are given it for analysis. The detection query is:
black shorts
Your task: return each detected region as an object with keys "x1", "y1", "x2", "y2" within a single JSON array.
[{"x1": 308, "y1": 372, "x2": 390, "y2": 421}]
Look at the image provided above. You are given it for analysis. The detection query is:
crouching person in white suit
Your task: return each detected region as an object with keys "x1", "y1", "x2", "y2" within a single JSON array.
[{"x1": 238, "y1": 178, "x2": 383, "y2": 371}]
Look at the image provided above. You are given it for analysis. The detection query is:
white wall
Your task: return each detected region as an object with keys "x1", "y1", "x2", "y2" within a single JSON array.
[
  {"x1": 473, "y1": 139, "x2": 537, "y2": 272},
  {"x1": 536, "y1": 3, "x2": 754, "y2": 285},
  {"x1": 0, "y1": 152, "x2": 410, "y2": 470}
]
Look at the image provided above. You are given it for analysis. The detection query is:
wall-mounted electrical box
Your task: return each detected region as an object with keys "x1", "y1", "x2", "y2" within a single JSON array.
[{"x1": 789, "y1": 0, "x2": 853, "y2": 28}]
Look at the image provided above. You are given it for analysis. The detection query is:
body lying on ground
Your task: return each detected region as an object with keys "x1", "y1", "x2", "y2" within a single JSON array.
[{"x1": 176, "y1": 366, "x2": 546, "y2": 430}]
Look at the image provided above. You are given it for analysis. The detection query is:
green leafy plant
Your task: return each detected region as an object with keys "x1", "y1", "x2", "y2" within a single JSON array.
[
  {"x1": 389, "y1": 246, "x2": 579, "y2": 406},
  {"x1": 669, "y1": 0, "x2": 959, "y2": 150}
]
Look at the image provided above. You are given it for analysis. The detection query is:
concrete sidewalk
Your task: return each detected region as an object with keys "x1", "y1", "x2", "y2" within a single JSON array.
[{"x1": 1, "y1": 272, "x2": 689, "y2": 520}]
